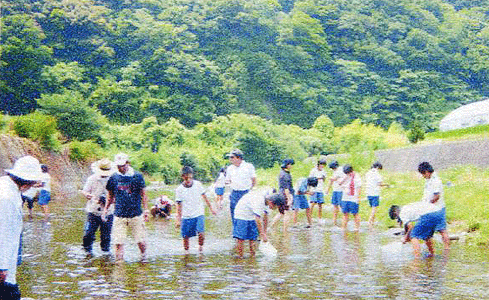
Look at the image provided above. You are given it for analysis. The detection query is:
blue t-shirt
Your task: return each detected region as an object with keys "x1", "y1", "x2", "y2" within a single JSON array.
[{"x1": 106, "y1": 172, "x2": 146, "y2": 218}]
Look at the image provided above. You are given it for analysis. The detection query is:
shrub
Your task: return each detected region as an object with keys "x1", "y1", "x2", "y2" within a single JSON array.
[
  {"x1": 68, "y1": 140, "x2": 103, "y2": 161},
  {"x1": 11, "y1": 112, "x2": 61, "y2": 151}
]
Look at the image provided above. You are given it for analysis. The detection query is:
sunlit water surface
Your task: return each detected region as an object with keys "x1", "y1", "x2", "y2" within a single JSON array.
[{"x1": 18, "y1": 199, "x2": 489, "y2": 300}]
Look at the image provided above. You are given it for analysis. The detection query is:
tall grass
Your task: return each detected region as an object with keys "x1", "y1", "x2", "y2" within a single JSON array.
[{"x1": 426, "y1": 124, "x2": 489, "y2": 141}]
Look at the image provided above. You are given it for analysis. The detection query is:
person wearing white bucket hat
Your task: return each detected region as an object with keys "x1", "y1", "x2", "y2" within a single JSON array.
[
  {"x1": 81, "y1": 159, "x2": 115, "y2": 257},
  {"x1": 1, "y1": 155, "x2": 43, "y2": 299}
]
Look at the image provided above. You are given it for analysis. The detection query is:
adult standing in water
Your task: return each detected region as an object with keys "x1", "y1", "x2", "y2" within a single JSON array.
[
  {"x1": 225, "y1": 149, "x2": 256, "y2": 222},
  {"x1": 1, "y1": 156, "x2": 43, "y2": 300},
  {"x1": 81, "y1": 159, "x2": 114, "y2": 257},
  {"x1": 418, "y1": 161, "x2": 450, "y2": 250},
  {"x1": 103, "y1": 153, "x2": 149, "y2": 262}
]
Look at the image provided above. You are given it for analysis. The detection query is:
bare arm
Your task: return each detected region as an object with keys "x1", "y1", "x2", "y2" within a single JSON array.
[
  {"x1": 430, "y1": 193, "x2": 440, "y2": 204},
  {"x1": 202, "y1": 194, "x2": 216, "y2": 215},
  {"x1": 255, "y1": 215, "x2": 267, "y2": 243},
  {"x1": 141, "y1": 189, "x2": 149, "y2": 221},
  {"x1": 175, "y1": 202, "x2": 182, "y2": 228}
]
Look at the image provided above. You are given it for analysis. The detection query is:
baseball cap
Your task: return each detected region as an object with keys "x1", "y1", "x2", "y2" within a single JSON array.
[
  {"x1": 228, "y1": 149, "x2": 243, "y2": 158},
  {"x1": 114, "y1": 153, "x2": 129, "y2": 166},
  {"x1": 5, "y1": 156, "x2": 43, "y2": 182}
]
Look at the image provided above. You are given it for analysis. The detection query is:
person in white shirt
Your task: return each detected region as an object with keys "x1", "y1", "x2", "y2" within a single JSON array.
[
  {"x1": 1, "y1": 156, "x2": 43, "y2": 299},
  {"x1": 233, "y1": 189, "x2": 287, "y2": 258},
  {"x1": 81, "y1": 159, "x2": 114, "y2": 256},
  {"x1": 225, "y1": 149, "x2": 256, "y2": 222},
  {"x1": 175, "y1": 166, "x2": 216, "y2": 253},
  {"x1": 389, "y1": 201, "x2": 444, "y2": 259},
  {"x1": 339, "y1": 165, "x2": 362, "y2": 231},
  {"x1": 326, "y1": 161, "x2": 346, "y2": 226},
  {"x1": 365, "y1": 162, "x2": 388, "y2": 227},
  {"x1": 418, "y1": 161, "x2": 450, "y2": 251},
  {"x1": 309, "y1": 159, "x2": 328, "y2": 221}
]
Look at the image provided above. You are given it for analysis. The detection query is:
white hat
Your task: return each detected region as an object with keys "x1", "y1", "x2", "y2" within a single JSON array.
[
  {"x1": 95, "y1": 158, "x2": 114, "y2": 177},
  {"x1": 114, "y1": 153, "x2": 129, "y2": 166},
  {"x1": 5, "y1": 156, "x2": 43, "y2": 181}
]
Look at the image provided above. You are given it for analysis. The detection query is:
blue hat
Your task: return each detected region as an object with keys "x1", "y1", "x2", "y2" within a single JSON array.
[{"x1": 281, "y1": 158, "x2": 295, "y2": 168}]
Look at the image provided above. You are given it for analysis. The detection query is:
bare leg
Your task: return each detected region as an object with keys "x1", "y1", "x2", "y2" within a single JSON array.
[
  {"x1": 354, "y1": 213, "x2": 360, "y2": 231},
  {"x1": 198, "y1": 232, "x2": 205, "y2": 252},
  {"x1": 305, "y1": 208, "x2": 312, "y2": 226},
  {"x1": 342, "y1": 213, "x2": 349, "y2": 230},
  {"x1": 41, "y1": 205, "x2": 49, "y2": 221},
  {"x1": 318, "y1": 204, "x2": 322, "y2": 219},
  {"x1": 293, "y1": 210, "x2": 298, "y2": 224},
  {"x1": 236, "y1": 239, "x2": 244, "y2": 257},
  {"x1": 249, "y1": 240, "x2": 255, "y2": 257},
  {"x1": 425, "y1": 238, "x2": 435, "y2": 257},
  {"x1": 333, "y1": 205, "x2": 339, "y2": 226},
  {"x1": 369, "y1": 207, "x2": 377, "y2": 226},
  {"x1": 183, "y1": 237, "x2": 190, "y2": 252},
  {"x1": 411, "y1": 238, "x2": 422, "y2": 259},
  {"x1": 310, "y1": 203, "x2": 316, "y2": 218},
  {"x1": 115, "y1": 244, "x2": 124, "y2": 261},
  {"x1": 439, "y1": 230, "x2": 450, "y2": 250}
]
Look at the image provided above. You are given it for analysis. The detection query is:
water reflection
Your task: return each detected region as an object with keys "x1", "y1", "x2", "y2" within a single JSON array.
[{"x1": 16, "y1": 200, "x2": 489, "y2": 299}]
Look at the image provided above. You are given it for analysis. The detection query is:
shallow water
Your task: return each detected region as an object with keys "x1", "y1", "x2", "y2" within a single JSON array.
[{"x1": 18, "y1": 198, "x2": 489, "y2": 299}]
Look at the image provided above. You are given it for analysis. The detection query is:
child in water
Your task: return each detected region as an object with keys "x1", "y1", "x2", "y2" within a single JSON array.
[{"x1": 175, "y1": 166, "x2": 216, "y2": 253}]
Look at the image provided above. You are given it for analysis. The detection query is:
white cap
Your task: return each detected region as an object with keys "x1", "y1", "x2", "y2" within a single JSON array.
[
  {"x1": 5, "y1": 156, "x2": 43, "y2": 181},
  {"x1": 114, "y1": 153, "x2": 129, "y2": 166}
]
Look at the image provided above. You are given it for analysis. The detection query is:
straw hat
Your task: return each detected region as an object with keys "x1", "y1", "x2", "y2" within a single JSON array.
[
  {"x1": 5, "y1": 156, "x2": 43, "y2": 182},
  {"x1": 96, "y1": 158, "x2": 114, "y2": 177}
]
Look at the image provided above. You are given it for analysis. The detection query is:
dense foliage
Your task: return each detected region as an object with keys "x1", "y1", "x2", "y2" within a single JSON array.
[{"x1": 2, "y1": 0, "x2": 488, "y2": 135}]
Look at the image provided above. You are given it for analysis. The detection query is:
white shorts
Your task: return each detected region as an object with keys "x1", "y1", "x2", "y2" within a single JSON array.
[{"x1": 112, "y1": 215, "x2": 147, "y2": 245}]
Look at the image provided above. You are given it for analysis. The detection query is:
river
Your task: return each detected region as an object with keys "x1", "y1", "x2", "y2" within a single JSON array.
[{"x1": 18, "y1": 195, "x2": 489, "y2": 300}]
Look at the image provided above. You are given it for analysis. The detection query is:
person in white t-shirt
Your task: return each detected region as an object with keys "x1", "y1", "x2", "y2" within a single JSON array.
[
  {"x1": 339, "y1": 164, "x2": 362, "y2": 231},
  {"x1": 389, "y1": 201, "x2": 444, "y2": 259},
  {"x1": 326, "y1": 161, "x2": 346, "y2": 226},
  {"x1": 418, "y1": 162, "x2": 450, "y2": 251},
  {"x1": 309, "y1": 159, "x2": 328, "y2": 221},
  {"x1": 233, "y1": 189, "x2": 287, "y2": 258},
  {"x1": 225, "y1": 149, "x2": 256, "y2": 222},
  {"x1": 175, "y1": 166, "x2": 216, "y2": 253},
  {"x1": 364, "y1": 162, "x2": 388, "y2": 227}
]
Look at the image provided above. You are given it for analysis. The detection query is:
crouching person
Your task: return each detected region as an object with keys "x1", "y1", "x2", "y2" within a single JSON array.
[
  {"x1": 389, "y1": 202, "x2": 447, "y2": 259},
  {"x1": 233, "y1": 189, "x2": 287, "y2": 258}
]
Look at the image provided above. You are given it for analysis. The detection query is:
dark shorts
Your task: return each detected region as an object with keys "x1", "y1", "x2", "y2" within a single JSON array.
[
  {"x1": 181, "y1": 215, "x2": 205, "y2": 238},
  {"x1": 22, "y1": 195, "x2": 35, "y2": 209},
  {"x1": 233, "y1": 219, "x2": 258, "y2": 241},
  {"x1": 331, "y1": 191, "x2": 343, "y2": 206},
  {"x1": 38, "y1": 190, "x2": 51, "y2": 205},
  {"x1": 411, "y1": 209, "x2": 445, "y2": 240},
  {"x1": 368, "y1": 196, "x2": 380, "y2": 207},
  {"x1": 310, "y1": 192, "x2": 324, "y2": 204},
  {"x1": 341, "y1": 201, "x2": 359, "y2": 215}
]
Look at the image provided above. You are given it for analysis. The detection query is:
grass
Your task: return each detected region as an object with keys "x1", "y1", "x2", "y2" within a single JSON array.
[
  {"x1": 425, "y1": 124, "x2": 489, "y2": 141},
  {"x1": 257, "y1": 164, "x2": 489, "y2": 246}
]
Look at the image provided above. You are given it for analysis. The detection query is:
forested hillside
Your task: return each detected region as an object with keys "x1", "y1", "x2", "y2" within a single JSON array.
[{"x1": 3, "y1": 0, "x2": 489, "y2": 134}]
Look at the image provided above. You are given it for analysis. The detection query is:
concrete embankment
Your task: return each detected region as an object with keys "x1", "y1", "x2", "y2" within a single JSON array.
[{"x1": 375, "y1": 138, "x2": 489, "y2": 172}]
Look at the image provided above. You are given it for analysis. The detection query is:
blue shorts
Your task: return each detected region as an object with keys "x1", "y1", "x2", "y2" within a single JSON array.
[
  {"x1": 215, "y1": 187, "x2": 225, "y2": 196},
  {"x1": 341, "y1": 201, "x2": 359, "y2": 215},
  {"x1": 411, "y1": 209, "x2": 445, "y2": 240},
  {"x1": 233, "y1": 219, "x2": 258, "y2": 241},
  {"x1": 293, "y1": 194, "x2": 309, "y2": 210},
  {"x1": 368, "y1": 196, "x2": 380, "y2": 207},
  {"x1": 181, "y1": 215, "x2": 205, "y2": 238},
  {"x1": 310, "y1": 192, "x2": 324, "y2": 204},
  {"x1": 38, "y1": 190, "x2": 51, "y2": 205},
  {"x1": 331, "y1": 191, "x2": 343, "y2": 206}
]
